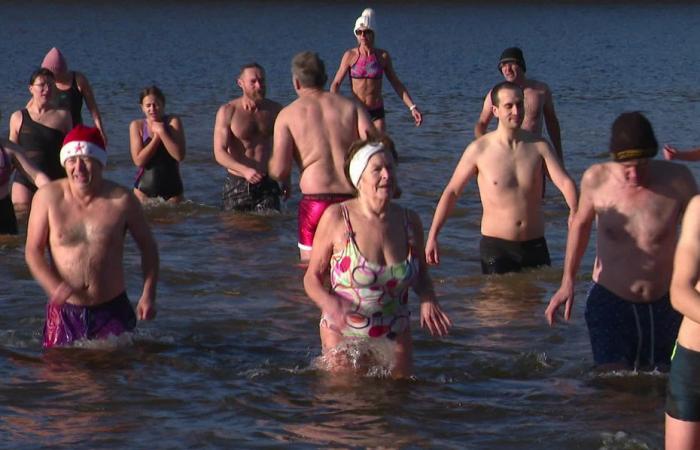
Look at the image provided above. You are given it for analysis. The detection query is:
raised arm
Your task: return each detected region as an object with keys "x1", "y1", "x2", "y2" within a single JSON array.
[
  {"x1": 125, "y1": 192, "x2": 159, "y2": 320},
  {"x1": 153, "y1": 115, "x2": 186, "y2": 162},
  {"x1": 670, "y1": 195, "x2": 700, "y2": 323},
  {"x1": 407, "y1": 209, "x2": 451, "y2": 336},
  {"x1": 76, "y1": 72, "x2": 108, "y2": 145},
  {"x1": 545, "y1": 168, "x2": 597, "y2": 326},
  {"x1": 382, "y1": 52, "x2": 422, "y2": 126},
  {"x1": 664, "y1": 144, "x2": 700, "y2": 162},
  {"x1": 330, "y1": 50, "x2": 353, "y2": 94},
  {"x1": 4, "y1": 142, "x2": 49, "y2": 188},
  {"x1": 425, "y1": 143, "x2": 479, "y2": 265},
  {"x1": 474, "y1": 91, "x2": 494, "y2": 138},
  {"x1": 130, "y1": 119, "x2": 162, "y2": 167},
  {"x1": 542, "y1": 86, "x2": 563, "y2": 162}
]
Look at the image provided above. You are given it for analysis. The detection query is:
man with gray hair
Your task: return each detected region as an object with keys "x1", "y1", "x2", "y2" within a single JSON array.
[{"x1": 269, "y1": 51, "x2": 374, "y2": 261}]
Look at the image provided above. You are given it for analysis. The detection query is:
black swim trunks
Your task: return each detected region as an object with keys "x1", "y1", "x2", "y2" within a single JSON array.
[
  {"x1": 221, "y1": 173, "x2": 281, "y2": 212},
  {"x1": 367, "y1": 105, "x2": 386, "y2": 121},
  {"x1": 667, "y1": 343, "x2": 700, "y2": 421},
  {"x1": 479, "y1": 235, "x2": 551, "y2": 274}
]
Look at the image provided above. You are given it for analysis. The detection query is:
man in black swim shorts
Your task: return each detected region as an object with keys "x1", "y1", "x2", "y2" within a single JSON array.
[{"x1": 213, "y1": 63, "x2": 284, "y2": 212}]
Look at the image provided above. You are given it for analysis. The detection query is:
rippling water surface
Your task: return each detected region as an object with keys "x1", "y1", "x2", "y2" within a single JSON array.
[{"x1": 2, "y1": 1, "x2": 700, "y2": 449}]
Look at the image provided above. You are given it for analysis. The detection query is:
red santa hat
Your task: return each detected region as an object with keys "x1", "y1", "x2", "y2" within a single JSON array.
[{"x1": 60, "y1": 125, "x2": 107, "y2": 167}]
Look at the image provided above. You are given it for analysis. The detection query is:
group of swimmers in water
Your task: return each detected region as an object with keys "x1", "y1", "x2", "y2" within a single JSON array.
[{"x1": 5, "y1": 6, "x2": 700, "y2": 448}]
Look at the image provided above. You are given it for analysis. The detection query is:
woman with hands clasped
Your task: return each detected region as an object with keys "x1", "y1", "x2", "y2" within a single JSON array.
[
  {"x1": 303, "y1": 136, "x2": 450, "y2": 378},
  {"x1": 130, "y1": 86, "x2": 186, "y2": 203}
]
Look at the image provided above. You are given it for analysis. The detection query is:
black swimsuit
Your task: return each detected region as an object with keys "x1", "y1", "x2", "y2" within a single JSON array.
[
  {"x1": 134, "y1": 119, "x2": 184, "y2": 200},
  {"x1": 14, "y1": 109, "x2": 66, "y2": 190},
  {"x1": 55, "y1": 72, "x2": 84, "y2": 126}
]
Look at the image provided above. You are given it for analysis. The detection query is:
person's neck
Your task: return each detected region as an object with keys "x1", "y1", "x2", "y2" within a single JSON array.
[
  {"x1": 496, "y1": 126, "x2": 520, "y2": 148},
  {"x1": 358, "y1": 195, "x2": 390, "y2": 219},
  {"x1": 298, "y1": 86, "x2": 324, "y2": 97}
]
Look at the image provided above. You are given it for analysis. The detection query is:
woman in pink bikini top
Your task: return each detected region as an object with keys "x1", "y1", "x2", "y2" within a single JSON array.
[
  {"x1": 304, "y1": 136, "x2": 451, "y2": 378},
  {"x1": 330, "y1": 8, "x2": 423, "y2": 132}
]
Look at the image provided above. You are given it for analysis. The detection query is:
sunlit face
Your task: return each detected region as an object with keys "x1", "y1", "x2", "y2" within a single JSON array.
[
  {"x1": 29, "y1": 75, "x2": 54, "y2": 103},
  {"x1": 358, "y1": 151, "x2": 395, "y2": 198},
  {"x1": 141, "y1": 94, "x2": 164, "y2": 121},
  {"x1": 618, "y1": 158, "x2": 650, "y2": 187},
  {"x1": 499, "y1": 62, "x2": 523, "y2": 82},
  {"x1": 492, "y1": 87, "x2": 524, "y2": 129},
  {"x1": 355, "y1": 28, "x2": 374, "y2": 46},
  {"x1": 64, "y1": 156, "x2": 101, "y2": 189},
  {"x1": 238, "y1": 67, "x2": 266, "y2": 102}
]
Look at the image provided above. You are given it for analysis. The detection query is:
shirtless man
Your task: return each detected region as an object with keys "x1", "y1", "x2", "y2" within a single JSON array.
[
  {"x1": 269, "y1": 51, "x2": 374, "y2": 261},
  {"x1": 545, "y1": 112, "x2": 697, "y2": 371},
  {"x1": 25, "y1": 125, "x2": 159, "y2": 348},
  {"x1": 426, "y1": 81, "x2": 577, "y2": 275},
  {"x1": 666, "y1": 196, "x2": 700, "y2": 449},
  {"x1": 40, "y1": 47, "x2": 108, "y2": 145},
  {"x1": 474, "y1": 47, "x2": 563, "y2": 161},
  {"x1": 214, "y1": 63, "x2": 284, "y2": 212}
]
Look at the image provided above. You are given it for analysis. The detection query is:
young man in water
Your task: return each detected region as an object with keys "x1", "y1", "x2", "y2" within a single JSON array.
[
  {"x1": 426, "y1": 81, "x2": 577, "y2": 275},
  {"x1": 25, "y1": 126, "x2": 159, "y2": 348},
  {"x1": 214, "y1": 63, "x2": 284, "y2": 212},
  {"x1": 474, "y1": 47, "x2": 563, "y2": 162},
  {"x1": 545, "y1": 112, "x2": 697, "y2": 371},
  {"x1": 269, "y1": 51, "x2": 374, "y2": 261}
]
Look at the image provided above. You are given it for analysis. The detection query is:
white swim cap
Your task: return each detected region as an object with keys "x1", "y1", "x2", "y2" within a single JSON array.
[{"x1": 349, "y1": 141, "x2": 385, "y2": 188}]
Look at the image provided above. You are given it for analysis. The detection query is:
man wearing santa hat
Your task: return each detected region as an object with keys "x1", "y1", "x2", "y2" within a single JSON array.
[{"x1": 25, "y1": 125, "x2": 159, "y2": 348}]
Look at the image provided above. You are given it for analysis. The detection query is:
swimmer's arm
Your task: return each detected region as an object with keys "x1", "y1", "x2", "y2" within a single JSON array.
[
  {"x1": 129, "y1": 120, "x2": 162, "y2": 167},
  {"x1": 268, "y1": 111, "x2": 294, "y2": 182},
  {"x1": 663, "y1": 144, "x2": 700, "y2": 161},
  {"x1": 330, "y1": 50, "x2": 352, "y2": 94},
  {"x1": 474, "y1": 92, "x2": 494, "y2": 138},
  {"x1": 212, "y1": 105, "x2": 260, "y2": 180},
  {"x1": 540, "y1": 142, "x2": 577, "y2": 214},
  {"x1": 25, "y1": 188, "x2": 69, "y2": 303},
  {"x1": 8, "y1": 110, "x2": 22, "y2": 144},
  {"x1": 303, "y1": 206, "x2": 344, "y2": 319},
  {"x1": 157, "y1": 115, "x2": 186, "y2": 162},
  {"x1": 125, "y1": 192, "x2": 159, "y2": 320},
  {"x1": 545, "y1": 171, "x2": 595, "y2": 325},
  {"x1": 542, "y1": 87, "x2": 563, "y2": 162},
  {"x1": 425, "y1": 144, "x2": 478, "y2": 265},
  {"x1": 383, "y1": 53, "x2": 422, "y2": 126},
  {"x1": 408, "y1": 210, "x2": 451, "y2": 336},
  {"x1": 670, "y1": 196, "x2": 700, "y2": 322},
  {"x1": 357, "y1": 103, "x2": 376, "y2": 140},
  {"x1": 76, "y1": 72, "x2": 108, "y2": 145},
  {"x1": 5, "y1": 143, "x2": 49, "y2": 188}
]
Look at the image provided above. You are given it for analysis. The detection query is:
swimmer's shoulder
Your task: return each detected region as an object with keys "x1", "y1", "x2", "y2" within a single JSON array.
[{"x1": 581, "y1": 162, "x2": 610, "y2": 191}]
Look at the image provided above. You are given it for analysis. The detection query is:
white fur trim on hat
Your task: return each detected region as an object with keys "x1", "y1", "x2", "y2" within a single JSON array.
[
  {"x1": 60, "y1": 141, "x2": 107, "y2": 167},
  {"x1": 354, "y1": 8, "x2": 376, "y2": 35},
  {"x1": 349, "y1": 141, "x2": 384, "y2": 188}
]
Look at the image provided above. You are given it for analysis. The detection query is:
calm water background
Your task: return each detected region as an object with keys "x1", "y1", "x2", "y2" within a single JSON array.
[{"x1": 2, "y1": 1, "x2": 700, "y2": 449}]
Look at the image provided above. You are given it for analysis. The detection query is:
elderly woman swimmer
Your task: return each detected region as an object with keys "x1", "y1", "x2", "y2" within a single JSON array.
[
  {"x1": 303, "y1": 136, "x2": 451, "y2": 378},
  {"x1": 330, "y1": 8, "x2": 422, "y2": 131}
]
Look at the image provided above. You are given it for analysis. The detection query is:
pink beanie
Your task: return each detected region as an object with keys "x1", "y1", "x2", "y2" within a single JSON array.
[
  {"x1": 60, "y1": 125, "x2": 107, "y2": 167},
  {"x1": 41, "y1": 47, "x2": 67, "y2": 75}
]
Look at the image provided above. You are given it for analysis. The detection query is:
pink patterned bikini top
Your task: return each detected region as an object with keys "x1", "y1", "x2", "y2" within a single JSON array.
[{"x1": 349, "y1": 50, "x2": 384, "y2": 80}]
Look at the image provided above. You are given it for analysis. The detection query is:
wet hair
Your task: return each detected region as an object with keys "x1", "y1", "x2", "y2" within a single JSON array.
[
  {"x1": 291, "y1": 51, "x2": 328, "y2": 88},
  {"x1": 29, "y1": 68, "x2": 55, "y2": 85},
  {"x1": 343, "y1": 134, "x2": 398, "y2": 193},
  {"x1": 490, "y1": 81, "x2": 523, "y2": 106},
  {"x1": 139, "y1": 85, "x2": 166, "y2": 106},
  {"x1": 239, "y1": 62, "x2": 265, "y2": 78}
]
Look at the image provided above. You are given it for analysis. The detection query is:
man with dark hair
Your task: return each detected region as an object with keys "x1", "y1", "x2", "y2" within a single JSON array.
[
  {"x1": 214, "y1": 62, "x2": 283, "y2": 212},
  {"x1": 269, "y1": 51, "x2": 374, "y2": 261},
  {"x1": 546, "y1": 112, "x2": 697, "y2": 371},
  {"x1": 426, "y1": 81, "x2": 576, "y2": 275},
  {"x1": 475, "y1": 47, "x2": 563, "y2": 161}
]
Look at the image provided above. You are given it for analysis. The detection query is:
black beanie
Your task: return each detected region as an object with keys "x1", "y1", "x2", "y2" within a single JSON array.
[
  {"x1": 609, "y1": 112, "x2": 658, "y2": 161},
  {"x1": 498, "y1": 47, "x2": 526, "y2": 73}
]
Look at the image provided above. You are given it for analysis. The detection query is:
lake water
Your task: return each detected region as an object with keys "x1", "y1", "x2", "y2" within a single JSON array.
[{"x1": 2, "y1": 1, "x2": 700, "y2": 449}]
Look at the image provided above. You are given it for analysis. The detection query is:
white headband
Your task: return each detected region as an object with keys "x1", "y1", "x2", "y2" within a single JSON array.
[{"x1": 349, "y1": 142, "x2": 385, "y2": 188}]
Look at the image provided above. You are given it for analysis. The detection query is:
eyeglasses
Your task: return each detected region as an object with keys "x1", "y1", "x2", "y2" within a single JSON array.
[
  {"x1": 32, "y1": 82, "x2": 52, "y2": 90},
  {"x1": 355, "y1": 29, "x2": 372, "y2": 36}
]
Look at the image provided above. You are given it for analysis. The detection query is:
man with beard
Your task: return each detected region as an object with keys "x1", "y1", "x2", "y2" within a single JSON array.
[{"x1": 214, "y1": 63, "x2": 284, "y2": 212}]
